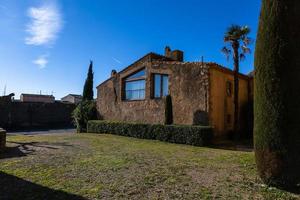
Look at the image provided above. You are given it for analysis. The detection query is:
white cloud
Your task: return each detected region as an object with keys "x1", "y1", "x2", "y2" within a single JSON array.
[
  {"x1": 33, "y1": 55, "x2": 48, "y2": 69},
  {"x1": 25, "y1": 3, "x2": 62, "y2": 46}
]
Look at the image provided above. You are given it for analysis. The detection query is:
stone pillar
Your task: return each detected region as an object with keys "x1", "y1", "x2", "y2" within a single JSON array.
[{"x1": 0, "y1": 128, "x2": 6, "y2": 151}]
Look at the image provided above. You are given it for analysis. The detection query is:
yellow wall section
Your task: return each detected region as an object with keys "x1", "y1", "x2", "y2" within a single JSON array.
[{"x1": 209, "y1": 67, "x2": 250, "y2": 137}]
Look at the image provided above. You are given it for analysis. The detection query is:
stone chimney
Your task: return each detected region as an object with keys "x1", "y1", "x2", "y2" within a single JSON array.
[
  {"x1": 111, "y1": 69, "x2": 117, "y2": 78},
  {"x1": 165, "y1": 46, "x2": 172, "y2": 58},
  {"x1": 171, "y1": 50, "x2": 184, "y2": 62},
  {"x1": 164, "y1": 46, "x2": 184, "y2": 62}
]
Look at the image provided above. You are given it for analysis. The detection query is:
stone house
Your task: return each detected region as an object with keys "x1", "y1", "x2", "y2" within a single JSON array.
[
  {"x1": 96, "y1": 47, "x2": 253, "y2": 137},
  {"x1": 61, "y1": 94, "x2": 83, "y2": 104}
]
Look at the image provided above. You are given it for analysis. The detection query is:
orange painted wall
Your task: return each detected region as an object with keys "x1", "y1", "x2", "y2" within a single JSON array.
[{"x1": 209, "y1": 67, "x2": 251, "y2": 137}]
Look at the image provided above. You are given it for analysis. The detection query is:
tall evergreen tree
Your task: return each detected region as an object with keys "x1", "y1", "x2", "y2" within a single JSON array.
[
  {"x1": 164, "y1": 95, "x2": 173, "y2": 125},
  {"x1": 222, "y1": 25, "x2": 251, "y2": 136},
  {"x1": 82, "y1": 61, "x2": 94, "y2": 100},
  {"x1": 254, "y1": 0, "x2": 300, "y2": 186}
]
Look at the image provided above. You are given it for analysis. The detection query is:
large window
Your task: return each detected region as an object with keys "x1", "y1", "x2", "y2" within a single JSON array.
[
  {"x1": 153, "y1": 74, "x2": 169, "y2": 98},
  {"x1": 124, "y1": 69, "x2": 146, "y2": 100}
]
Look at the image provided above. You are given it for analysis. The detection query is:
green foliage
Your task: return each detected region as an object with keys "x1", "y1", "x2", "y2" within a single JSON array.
[
  {"x1": 164, "y1": 95, "x2": 173, "y2": 125},
  {"x1": 82, "y1": 61, "x2": 94, "y2": 101},
  {"x1": 73, "y1": 101, "x2": 97, "y2": 133},
  {"x1": 222, "y1": 24, "x2": 251, "y2": 61},
  {"x1": 87, "y1": 120, "x2": 213, "y2": 146},
  {"x1": 254, "y1": 0, "x2": 300, "y2": 186}
]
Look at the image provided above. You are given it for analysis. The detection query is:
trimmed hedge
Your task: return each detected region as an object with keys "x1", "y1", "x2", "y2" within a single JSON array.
[{"x1": 87, "y1": 120, "x2": 213, "y2": 146}]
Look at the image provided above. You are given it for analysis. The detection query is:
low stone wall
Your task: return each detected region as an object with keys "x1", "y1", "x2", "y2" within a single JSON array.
[{"x1": 0, "y1": 128, "x2": 6, "y2": 151}]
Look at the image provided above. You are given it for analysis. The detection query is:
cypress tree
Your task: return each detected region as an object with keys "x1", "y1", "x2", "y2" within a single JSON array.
[
  {"x1": 254, "y1": 0, "x2": 300, "y2": 186},
  {"x1": 164, "y1": 95, "x2": 173, "y2": 125},
  {"x1": 82, "y1": 61, "x2": 94, "y2": 100}
]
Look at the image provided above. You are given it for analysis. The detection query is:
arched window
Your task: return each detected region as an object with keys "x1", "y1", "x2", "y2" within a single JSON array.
[{"x1": 124, "y1": 69, "x2": 146, "y2": 100}]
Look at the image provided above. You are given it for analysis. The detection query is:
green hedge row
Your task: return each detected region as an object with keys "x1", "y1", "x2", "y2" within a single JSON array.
[{"x1": 87, "y1": 120, "x2": 213, "y2": 146}]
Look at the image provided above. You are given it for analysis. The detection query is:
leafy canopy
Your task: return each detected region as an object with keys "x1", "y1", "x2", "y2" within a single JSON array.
[{"x1": 222, "y1": 25, "x2": 252, "y2": 61}]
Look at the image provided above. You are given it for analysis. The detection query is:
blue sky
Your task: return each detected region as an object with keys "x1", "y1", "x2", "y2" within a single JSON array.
[{"x1": 0, "y1": 0, "x2": 261, "y2": 99}]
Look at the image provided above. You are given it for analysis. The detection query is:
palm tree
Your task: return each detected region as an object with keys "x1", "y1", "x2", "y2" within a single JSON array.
[{"x1": 222, "y1": 25, "x2": 251, "y2": 136}]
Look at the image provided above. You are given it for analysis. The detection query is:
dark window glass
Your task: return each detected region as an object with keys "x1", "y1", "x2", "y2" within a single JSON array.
[
  {"x1": 124, "y1": 69, "x2": 146, "y2": 100},
  {"x1": 126, "y1": 69, "x2": 145, "y2": 79},
  {"x1": 153, "y1": 74, "x2": 169, "y2": 98}
]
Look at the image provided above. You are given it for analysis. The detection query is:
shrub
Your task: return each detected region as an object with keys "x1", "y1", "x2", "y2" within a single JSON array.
[
  {"x1": 164, "y1": 95, "x2": 173, "y2": 125},
  {"x1": 73, "y1": 101, "x2": 97, "y2": 133},
  {"x1": 87, "y1": 120, "x2": 213, "y2": 146}
]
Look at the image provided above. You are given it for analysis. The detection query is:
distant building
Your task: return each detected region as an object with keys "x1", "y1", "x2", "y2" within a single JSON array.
[
  {"x1": 20, "y1": 94, "x2": 55, "y2": 103},
  {"x1": 61, "y1": 94, "x2": 82, "y2": 104}
]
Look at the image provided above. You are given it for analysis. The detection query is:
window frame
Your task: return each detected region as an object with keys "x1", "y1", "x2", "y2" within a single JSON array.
[
  {"x1": 123, "y1": 68, "x2": 146, "y2": 101},
  {"x1": 152, "y1": 73, "x2": 169, "y2": 99}
]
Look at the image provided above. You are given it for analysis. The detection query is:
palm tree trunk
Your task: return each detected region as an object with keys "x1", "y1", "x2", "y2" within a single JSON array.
[{"x1": 232, "y1": 41, "x2": 239, "y2": 137}]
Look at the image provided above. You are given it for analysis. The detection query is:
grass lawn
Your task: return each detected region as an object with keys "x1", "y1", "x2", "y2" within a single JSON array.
[{"x1": 0, "y1": 133, "x2": 299, "y2": 200}]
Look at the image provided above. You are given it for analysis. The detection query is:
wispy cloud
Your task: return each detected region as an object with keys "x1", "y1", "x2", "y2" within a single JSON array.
[
  {"x1": 25, "y1": 2, "x2": 62, "y2": 46},
  {"x1": 33, "y1": 54, "x2": 49, "y2": 69},
  {"x1": 112, "y1": 57, "x2": 122, "y2": 64}
]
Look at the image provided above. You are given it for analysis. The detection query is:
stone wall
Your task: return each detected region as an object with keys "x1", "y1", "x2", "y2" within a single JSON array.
[
  {"x1": 97, "y1": 58, "x2": 209, "y2": 125},
  {"x1": 0, "y1": 97, "x2": 76, "y2": 130}
]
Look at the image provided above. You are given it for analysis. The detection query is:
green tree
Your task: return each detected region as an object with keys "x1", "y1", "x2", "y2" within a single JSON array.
[
  {"x1": 73, "y1": 60, "x2": 97, "y2": 133},
  {"x1": 73, "y1": 101, "x2": 97, "y2": 133},
  {"x1": 164, "y1": 95, "x2": 173, "y2": 125},
  {"x1": 82, "y1": 61, "x2": 94, "y2": 100},
  {"x1": 254, "y1": 0, "x2": 300, "y2": 186},
  {"x1": 222, "y1": 25, "x2": 251, "y2": 135}
]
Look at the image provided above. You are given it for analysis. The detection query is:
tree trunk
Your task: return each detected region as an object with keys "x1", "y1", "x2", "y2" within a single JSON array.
[
  {"x1": 254, "y1": 0, "x2": 300, "y2": 186},
  {"x1": 232, "y1": 41, "x2": 240, "y2": 137}
]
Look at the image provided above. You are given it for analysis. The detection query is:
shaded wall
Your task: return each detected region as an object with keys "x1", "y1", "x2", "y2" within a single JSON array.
[{"x1": 0, "y1": 97, "x2": 76, "y2": 130}]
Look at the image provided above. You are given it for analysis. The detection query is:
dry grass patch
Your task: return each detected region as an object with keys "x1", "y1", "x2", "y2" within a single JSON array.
[{"x1": 0, "y1": 133, "x2": 299, "y2": 200}]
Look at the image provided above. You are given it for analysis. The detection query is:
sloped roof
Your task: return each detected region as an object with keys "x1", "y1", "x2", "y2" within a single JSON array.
[
  {"x1": 21, "y1": 93, "x2": 54, "y2": 98},
  {"x1": 96, "y1": 52, "x2": 252, "y2": 88},
  {"x1": 68, "y1": 94, "x2": 82, "y2": 98},
  {"x1": 96, "y1": 52, "x2": 174, "y2": 88},
  {"x1": 61, "y1": 94, "x2": 83, "y2": 99}
]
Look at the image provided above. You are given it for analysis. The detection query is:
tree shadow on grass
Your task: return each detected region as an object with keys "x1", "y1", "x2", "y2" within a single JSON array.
[
  {"x1": 0, "y1": 141, "x2": 75, "y2": 159},
  {"x1": 0, "y1": 172, "x2": 87, "y2": 200},
  {"x1": 210, "y1": 139, "x2": 253, "y2": 152}
]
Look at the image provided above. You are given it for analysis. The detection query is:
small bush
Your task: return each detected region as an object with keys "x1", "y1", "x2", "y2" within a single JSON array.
[
  {"x1": 87, "y1": 120, "x2": 213, "y2": 146},
  {"x1": 73, "y1": 101, "x2": 97, "y2": 133}
]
